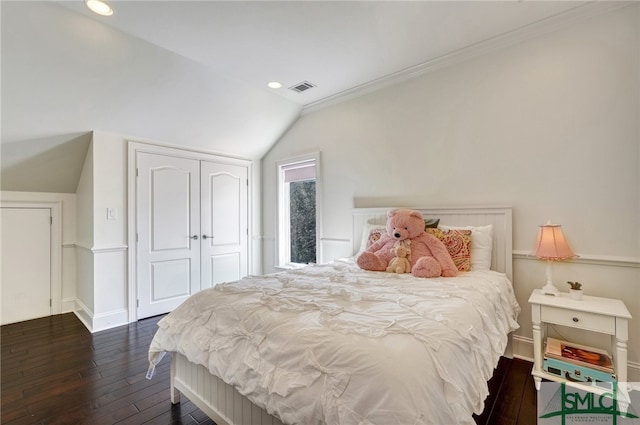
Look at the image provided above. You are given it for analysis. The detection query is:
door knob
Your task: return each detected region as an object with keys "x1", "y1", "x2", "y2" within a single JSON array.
[
  {"x1": 190, "y1": 235, "x2": 199, "y2": 240},
  {"x1": 202, "y1": 234, "x2": 213, "y2": 239}
]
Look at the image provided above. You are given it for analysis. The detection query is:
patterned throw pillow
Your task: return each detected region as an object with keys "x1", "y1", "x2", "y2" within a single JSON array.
[
  {"x1": 425, "y1": 228, "x2": 472, "y2": 272},
  {"x1": 366, "y1": 226, "x2": 386, "y2": 248},
  {"x1": 439, "y1": 224, "x2": 493, "y2": 271}
]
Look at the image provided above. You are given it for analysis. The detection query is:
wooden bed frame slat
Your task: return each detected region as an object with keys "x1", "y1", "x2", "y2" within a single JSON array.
[{"x1": 172, "y1": 352, "x2": 285, "y2": 425}]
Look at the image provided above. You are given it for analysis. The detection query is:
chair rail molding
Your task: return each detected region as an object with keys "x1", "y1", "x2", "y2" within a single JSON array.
[{"x1": 513, "y1": 250, "x2": 640, "y2": 268}]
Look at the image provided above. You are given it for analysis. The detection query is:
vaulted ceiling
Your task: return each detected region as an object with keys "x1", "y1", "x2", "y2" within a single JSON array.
[
  {"x1": 57, "y1": 0, "x2": 590, "y2": 109},
  {"x1": 1, "y1": 1, "x2": 620, "y2": 193}
]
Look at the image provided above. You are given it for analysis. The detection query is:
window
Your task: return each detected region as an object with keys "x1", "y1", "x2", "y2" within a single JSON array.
[{"x1": 277, "y1": 154, "x2": 320, "y2": 267}]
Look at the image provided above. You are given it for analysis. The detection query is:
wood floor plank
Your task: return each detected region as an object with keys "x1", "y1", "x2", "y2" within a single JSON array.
[
  {"x1": 1, "y1": 312, "x2": 536, "y2": 425},
  {"x1": 474, "y1": 355, "x2": 511, "y2": 425},
  {"x1": 516, "y1": 370, "x2": 538, "y2": 425},
  {"x1": 484, "y1": 357, "x2": 533, "y2": 425}
]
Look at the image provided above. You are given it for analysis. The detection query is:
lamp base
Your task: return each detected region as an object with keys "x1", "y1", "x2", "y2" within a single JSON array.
[{"x1": 541, "y1": 282, "x2": 559, "y2": 296}]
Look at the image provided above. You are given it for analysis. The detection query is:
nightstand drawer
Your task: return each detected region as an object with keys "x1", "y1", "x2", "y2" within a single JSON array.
[{"x1": 541, "y1": 306, "x2": 615, "y2": 334}]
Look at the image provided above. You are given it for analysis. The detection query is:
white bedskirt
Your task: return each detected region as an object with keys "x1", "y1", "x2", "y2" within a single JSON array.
[{"x1": 149, "y1": 258, "x2": 520, "y2": 425}]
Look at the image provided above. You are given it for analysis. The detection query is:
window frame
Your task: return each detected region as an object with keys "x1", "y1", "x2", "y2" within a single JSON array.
[{"x1": 276, "y1": 152, "x2": 321, "y2": 268}]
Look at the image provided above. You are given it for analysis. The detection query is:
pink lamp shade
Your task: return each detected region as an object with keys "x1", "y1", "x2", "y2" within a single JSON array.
[{"x1": 534, "y1": 224, "x2": 576, "y2": 261}]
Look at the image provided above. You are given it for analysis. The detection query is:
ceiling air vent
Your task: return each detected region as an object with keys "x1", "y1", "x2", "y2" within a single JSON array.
[{"x1": 289, "y1": 81, "x2": 316, "y2": 93}]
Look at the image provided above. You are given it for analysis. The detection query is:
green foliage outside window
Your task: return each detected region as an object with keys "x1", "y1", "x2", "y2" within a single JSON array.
[{"x1": 290, "y1": 180, "x2": 316, "y2": 264}]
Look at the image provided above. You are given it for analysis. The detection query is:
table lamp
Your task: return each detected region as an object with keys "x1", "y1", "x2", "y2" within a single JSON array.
[{"x1": 534, "y1": 222, "x2": 576, "y2": 296}]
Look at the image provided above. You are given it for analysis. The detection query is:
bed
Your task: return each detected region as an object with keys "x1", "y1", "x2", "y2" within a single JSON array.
[{"x1": 147, "y1": 206, "x2": 520, "y2": 425}]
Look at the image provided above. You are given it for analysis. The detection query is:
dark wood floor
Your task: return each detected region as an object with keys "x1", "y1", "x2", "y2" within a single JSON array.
[{"x1": 2, "y1": 313, "x2": 537, "y2": 424}]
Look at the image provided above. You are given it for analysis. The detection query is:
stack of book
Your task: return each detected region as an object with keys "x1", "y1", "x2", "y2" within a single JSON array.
[{"x1": 543, "y1": 337, "x2": 616, "y2": 386}]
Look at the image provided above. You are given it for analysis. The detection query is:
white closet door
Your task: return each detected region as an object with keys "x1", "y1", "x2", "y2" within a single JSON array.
[
  {"x1": 137, "y1": 152, "x2": 201, "y2": 319},
  {"x1": 200, "y1": 161, "x2": 248, "y2": 288},
  {"x1": 1, "y1": 207, "x2": 51, "y2": 325}
]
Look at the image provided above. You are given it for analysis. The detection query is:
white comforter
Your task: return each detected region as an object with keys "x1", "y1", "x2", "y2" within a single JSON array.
[{"x1": 148, "y1": 259, "x2": 520, "y2": 425}]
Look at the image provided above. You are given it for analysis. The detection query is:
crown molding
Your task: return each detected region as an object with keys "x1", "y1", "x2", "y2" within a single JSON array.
[{"x1": 302, "y1": 1, "x2": 633, "y2": 115}]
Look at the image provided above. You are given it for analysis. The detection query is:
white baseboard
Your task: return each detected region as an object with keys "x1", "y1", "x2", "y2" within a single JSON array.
[
  {"x1": 512, "y1": 334, "x2": 640, "y2": 382},
  {"x1": 513, "y1": 334, "x2": 534, "y2": 362},
  {"x1": 73, "y1": 299, "x2": 93, "y2": 332},
  {"x1": 92, "y1": 310, "x2": 128, "y2": 332},
  {"x1": 61, "y1": 297, "x2": 76, "y2": 314},
  {"x1": 73, "y1": 299, "x2": 128, "y2": 333}
]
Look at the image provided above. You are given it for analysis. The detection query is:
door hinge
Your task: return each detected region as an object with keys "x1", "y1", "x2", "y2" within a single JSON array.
[
  {"x1": 136, "y1": 168, "x2": 139, "y2": 177},
  {"x1": 50, "y1": 299, "x2": 52, "y2": 307},
  {"x1": 50, "y1": 216, "x2": 53, "y2": 225},
  {"x1": 136, "y1": 233, "x2": 139, "y2": 243},
  {"x1": 137, "y1": 299, "x2": 139, "y2": 308}
]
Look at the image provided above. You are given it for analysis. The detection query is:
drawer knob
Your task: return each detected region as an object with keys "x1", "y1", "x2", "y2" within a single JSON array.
[{"x1": 572, "y1": 317, "x2": 579, "y2": 322}]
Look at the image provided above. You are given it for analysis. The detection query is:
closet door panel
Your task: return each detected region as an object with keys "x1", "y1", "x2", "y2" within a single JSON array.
[
  {"x1": 210, "y1": 173, "x2": 241, "y2": 245},
  {"x1": 201, "y1": 161, "x2": 248, "y2": 289},
  {"x1": 151, "y1": 168, "x2": 193, "y2": 251},
  {"x1": 137, "y1": 152, "x2": 200, "y2": 319},
  {"x1": 209, "y1": 253, "x2": 242, "y2": 287}
]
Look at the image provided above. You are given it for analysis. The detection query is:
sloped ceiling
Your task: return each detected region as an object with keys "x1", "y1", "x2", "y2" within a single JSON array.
[
  {"x1": 1, "y1": 1, "x2": 622, "y2": 193},
  {"x1": 1, "y1": 133, "x2": 92, "y2": 193},
  {"x1": 1, "y1": 1, "x2": 302, "y2": 193},
  {"x1": 55, "y1": 0, "x2": 590, "y2": 108}
]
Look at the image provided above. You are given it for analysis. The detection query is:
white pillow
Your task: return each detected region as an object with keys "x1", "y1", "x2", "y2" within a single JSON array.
[
  {"x1": 356, "y1": 223, "x2": 387, "y2": 256},
  {"x1": 439, "y1": 224, "x2": 493, "y2": 271}
]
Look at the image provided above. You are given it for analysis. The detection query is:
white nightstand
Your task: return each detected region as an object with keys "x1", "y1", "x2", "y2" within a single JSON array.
[{"x1": 528, "y1": 289, "x2": 632, "y2": 392}]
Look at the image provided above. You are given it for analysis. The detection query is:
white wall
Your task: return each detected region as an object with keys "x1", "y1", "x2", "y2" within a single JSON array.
[
  {"x1": 92, "y1": 133, "x2": 127, "y2": 249},
  {"x1": 262, "y1": 5, "x2": 640, "y2": 377},
  {"x1": 3, "y1": 130, "x2": 261, "y2": 331},
  {"x1": 75, "y1": 141, "x2": 95, "y2": 248},
  {"x1": 74, "y1": 131, "x2": 261, "y2": 330},
  {"x1": 1, "y1": 1, "x2": 301, "y2": 191},
  {"x1": 2, "y1": 0, "x2": 296, "y2": 326},
  {"x1": 75, "y1": 140, "x2": 95, "y2": 319},
  {"x1": 67, "y1": 131, "x2": 128, "y2": 331},
  {"x1": 89, "y1": 132, "x2": 129, "y2": 330}
]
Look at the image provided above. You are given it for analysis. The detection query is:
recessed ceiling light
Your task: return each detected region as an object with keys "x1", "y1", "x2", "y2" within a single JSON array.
[
  {"x1": 85, "y1": 0, "x2": 114, "y2": 16},
  {"x1": 267, "y1": 81, "x2": 282, "y2": 89}
]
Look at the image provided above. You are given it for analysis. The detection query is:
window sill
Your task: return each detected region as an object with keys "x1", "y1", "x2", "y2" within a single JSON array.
[{"x1": 274, "y1": 263, "x2": 308, "y2": 272}]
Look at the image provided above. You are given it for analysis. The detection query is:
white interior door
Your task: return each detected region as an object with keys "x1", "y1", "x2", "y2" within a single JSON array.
[
  {"x1": 1, "y1": 207, "x2": 51, "y2": 325},
  {"x1": 200, "y1": 161, "x2": 248, "y2": 288},
  {"x1": 137, "y1": 152, "x2": 200, "y2": 319}
]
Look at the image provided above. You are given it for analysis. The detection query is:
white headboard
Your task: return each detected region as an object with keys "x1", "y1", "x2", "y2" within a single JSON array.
[{"x1": 352, "y1": 206, "x2": 513, "y2": 281}]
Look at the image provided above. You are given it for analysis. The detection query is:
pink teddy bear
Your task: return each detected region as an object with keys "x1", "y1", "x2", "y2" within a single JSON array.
[{"x1": 357, "y1": 209, "x2": 458, "y2": 278}]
